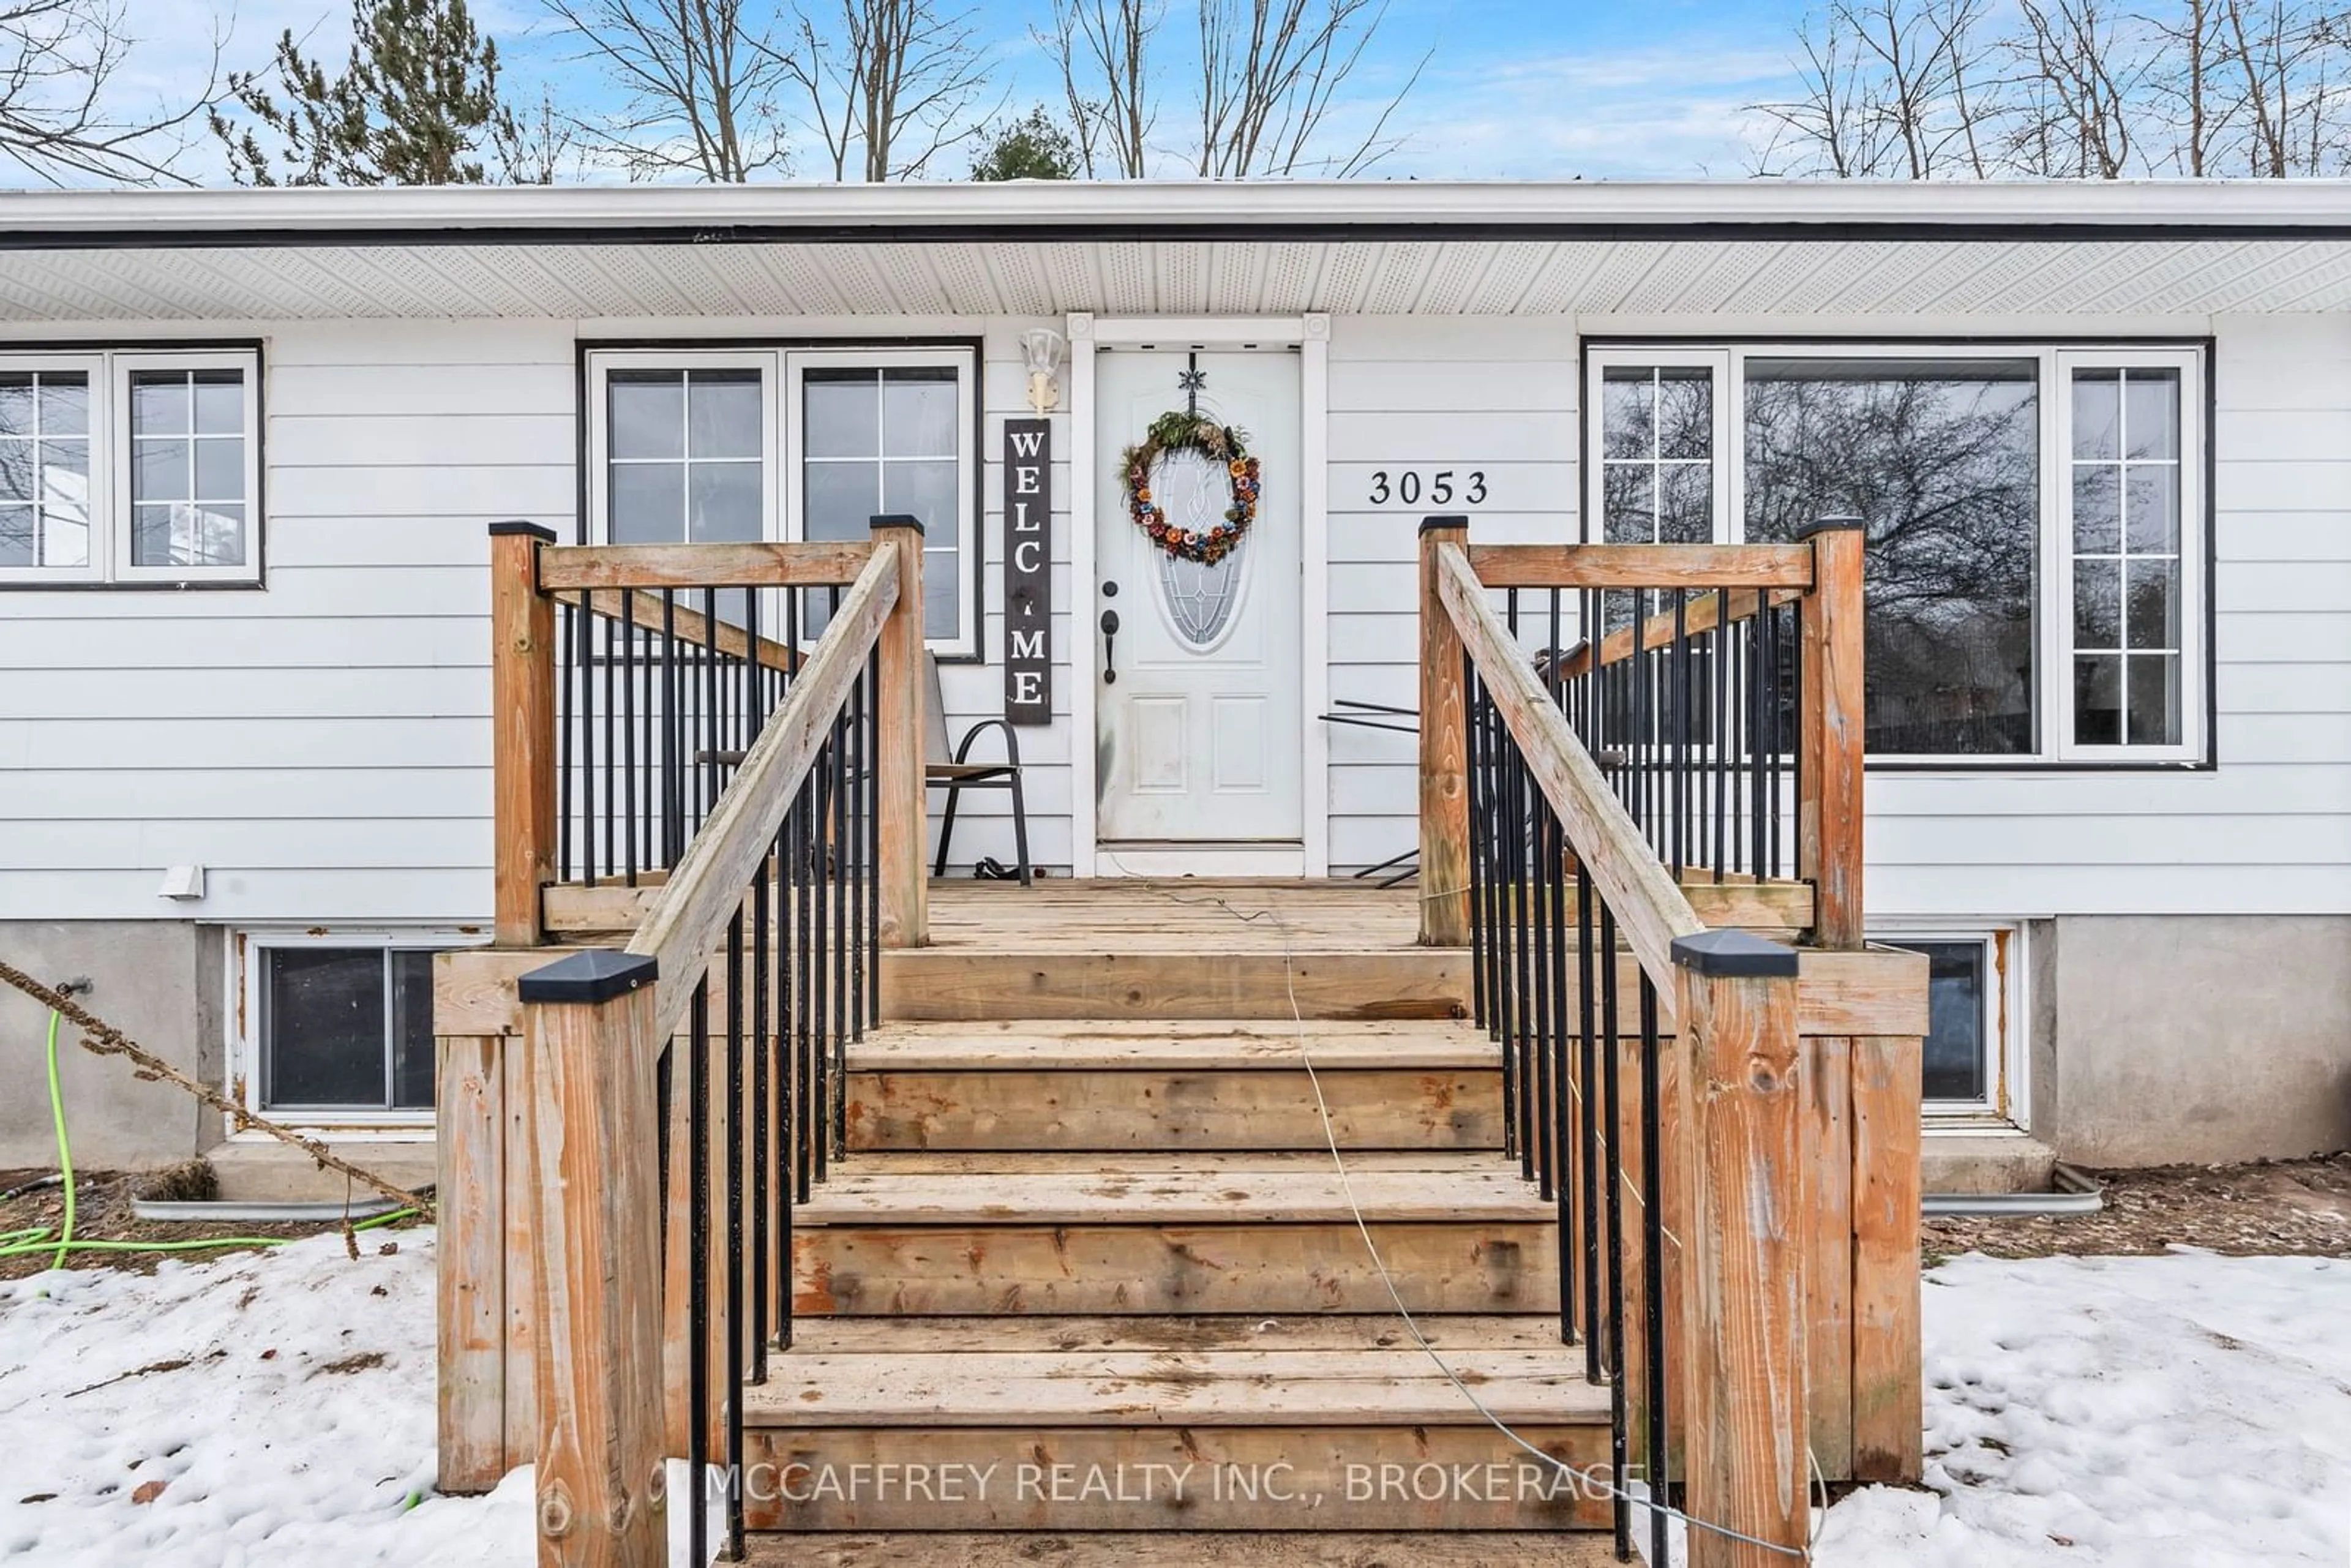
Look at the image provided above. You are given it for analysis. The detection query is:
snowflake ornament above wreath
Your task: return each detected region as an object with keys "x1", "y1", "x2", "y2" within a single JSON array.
[{"x1": 1122, "y1": 408, "x2": 1262, "y2": 566}]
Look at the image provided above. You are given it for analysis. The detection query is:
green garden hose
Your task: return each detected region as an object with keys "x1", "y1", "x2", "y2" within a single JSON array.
[{"x1": 0, "y1": 1010, "x2": 414, "y2": 1265}]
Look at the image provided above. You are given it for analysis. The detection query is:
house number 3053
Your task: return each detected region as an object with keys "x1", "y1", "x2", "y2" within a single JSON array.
[{"x1": 1368, "y1": 469, "x2": 1487, "y2": 506}]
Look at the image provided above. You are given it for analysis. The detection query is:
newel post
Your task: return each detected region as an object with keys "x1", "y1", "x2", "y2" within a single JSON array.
[
  {"x1": 872, "y1": 516, "x2": 929, "y2": 947},
  {"x1": 519, "y1": 950, "x2": 667, "y2": 1568},
  {"x1": 490, "y1": 522, "x2": 559, "y2": 948},
  {"x1": 1417, "y1": 516, "x2": 1471, "y2": 947},
  {"x1": 1798, "y1": 516, "x2": 1865, "y2": 949},
  {"x1": 1673, "y1": 930, "x2": 1808, "y2": 1568}
]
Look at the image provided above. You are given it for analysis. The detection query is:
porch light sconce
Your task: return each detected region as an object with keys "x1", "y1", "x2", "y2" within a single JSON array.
[{"x1": 1021, "y1": 327, "x2": 1065, "y2": 414}]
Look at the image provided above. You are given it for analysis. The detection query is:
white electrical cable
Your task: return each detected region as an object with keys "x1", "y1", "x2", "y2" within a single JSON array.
[{"x1": 1139, "y1": 882, "x2": 1820, "y2": 1564}]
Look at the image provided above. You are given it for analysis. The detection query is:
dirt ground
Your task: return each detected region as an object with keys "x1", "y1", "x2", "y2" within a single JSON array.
[
  {"x1": 1923, "y1": 1151, "x2": 2351, "y2": 1262},
  {"x1": 0, "y1": 1167, "x2": 423, "y2": 1283}
]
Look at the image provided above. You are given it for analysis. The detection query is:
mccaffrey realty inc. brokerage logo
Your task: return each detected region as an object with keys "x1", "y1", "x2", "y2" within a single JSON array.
[{"x1": 716, "y1": 1457, "x2": 1625, "y2": 1514}]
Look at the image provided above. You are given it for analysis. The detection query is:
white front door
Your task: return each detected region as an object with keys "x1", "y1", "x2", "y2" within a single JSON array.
[{"x1": 1093, "y1": 349, "x2": 1304, "y2": 859}]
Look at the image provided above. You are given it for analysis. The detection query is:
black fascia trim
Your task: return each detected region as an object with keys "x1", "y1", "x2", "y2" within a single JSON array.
[
  {"x1": 516, "y1": 948, "x2": 658, "y2": 1005},
  {"x1": 7, "y1": 218, "x2": 2351, "y2": 252}
]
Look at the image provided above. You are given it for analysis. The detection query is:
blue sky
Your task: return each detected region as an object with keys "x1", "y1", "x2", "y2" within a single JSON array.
[{"x1": 137, "y1": 0, "x2": 1816, "y2": 181}]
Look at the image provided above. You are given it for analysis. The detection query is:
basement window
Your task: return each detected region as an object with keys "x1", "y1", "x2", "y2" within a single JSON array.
[
  {"x1": 239, "y1": 934, "x2": 460, "y2": 1120},
  {"x1": 1874, "y1": 928, "x2": 2023, "y2": 1122}
]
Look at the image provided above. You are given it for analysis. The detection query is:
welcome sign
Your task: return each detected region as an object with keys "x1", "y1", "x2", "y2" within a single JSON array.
[{"x1": 1002, "y1": 417, "x2": 1052, "y2": 726}]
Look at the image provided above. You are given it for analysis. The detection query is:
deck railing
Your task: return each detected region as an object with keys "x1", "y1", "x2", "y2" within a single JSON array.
[
  {"x1": 444, "y1": 520, "x2": 929, "y2": 1568},
  {"x1": 1419, "y1": 517, "x2": 1924, "y2": 1567}
]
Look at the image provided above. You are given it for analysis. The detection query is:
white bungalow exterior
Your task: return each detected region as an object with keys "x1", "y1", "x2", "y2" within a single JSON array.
[{"x1": 0, "y1": 181, "x2": 2343, "y2": 1184}]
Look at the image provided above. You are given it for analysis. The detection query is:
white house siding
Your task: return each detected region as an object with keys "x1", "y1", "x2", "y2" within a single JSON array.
[
  {"x1": 1319, "y1": 311, "x2": 2351, "y2": 922},
  {"x1": 0, "y1": 318, "x2": 574, "y2": 925},
  {"x1": 2, "y1": 307, "x2": 2342, "y2": 931},
  {"x1": 0, "y1": 315, "x2": 1072, "y2": 925}
]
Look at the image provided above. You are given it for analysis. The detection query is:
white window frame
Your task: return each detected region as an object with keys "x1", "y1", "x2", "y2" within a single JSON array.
[
  {"x1": 0, "y1": 347, "x2": 261, "y2": 587},
  {"x1": 585, "y1": 344, "x2": 980, "y2": 659},
  {"x1": 228, "y1": 927, "x2": 483, "y2": 1133},
  {"x1": 1872, "y1": 923, "x2": 2030, "y2": 1129},
  {"x1": 1583, "y1": 342, "x2": 2208, "y2": 766},
  {"x1": 786, "y1": 347, "x2": 979, "y2": 659}
]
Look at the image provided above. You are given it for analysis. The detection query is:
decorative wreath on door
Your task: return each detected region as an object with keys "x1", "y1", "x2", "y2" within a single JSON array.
[{"x1": 1122, "y1": 409, "x2": 1261, "y2": 566}]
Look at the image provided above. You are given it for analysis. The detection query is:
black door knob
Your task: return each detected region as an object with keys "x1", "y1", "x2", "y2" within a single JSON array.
[{"x1": 1100, "y1": 609, "x2": 1120, "y2": 684}]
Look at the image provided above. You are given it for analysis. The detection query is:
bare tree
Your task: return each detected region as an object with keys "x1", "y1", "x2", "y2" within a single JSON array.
[
  {"x1": 1036, "y1": 0, "x2": 1160, "y2": 176},
  {"x1": 780, "y1": 0, "x2": 995, "y2": 181},
  {"x1": 1193, "y1": 0, "x2": 1424, "y2": 176},
  {"x1": 539, "y1": 0, "x2": 794, "y2": 181},
  {"x1": 2221, "y1": 0, "x2": 2348, "y2": 173},
  {"x1": 2004, "y1": 0, "x2": 2149, "y2": 176},
  {"x1": 1751, "y1": 0, "x2": 2000, "y2": 178},
  {"x1": 0, "y1": 0, "x2": 221, "y2": 184}
]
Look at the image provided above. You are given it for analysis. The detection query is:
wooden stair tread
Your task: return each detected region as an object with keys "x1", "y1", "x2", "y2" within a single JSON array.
[
  {"x1": 782, "y1": 1313, "x2": 1573, "y2": 1355},
  {"x1": 818, "y1": 1150, "x2": 1513, "y2": 1176},
  {"x1": 740, "y1": 1532, "x2": 1624, "y2": 1566},
  {"x1": 849, "y1": 1019, "x2": 1498, "y2": 1071},
  {"x1": 742, "y1": 1345, "x2": 1608, "y2": 1427},
  {"x1": 793, "y1": 1161, "x2": 1554, "y2": 1226}
]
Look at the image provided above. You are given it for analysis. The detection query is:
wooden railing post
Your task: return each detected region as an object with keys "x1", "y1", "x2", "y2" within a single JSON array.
[
  {"x1": 491, "y1": 522, "x2": 559, "y2": 948},
  {"x1": 518, "y1": 950, "x2": 667, "y2": 1568},
  {"x1": 1418, "y1": 516, "x2": 1471, "y2": 947},
  {"x1": 1672, "y1": 929, "x2": 1807, "y2": 1568},
  {"x1": 871, "y1": 515, "x2": 928, "y2": 948},
  {"x1": 1798, "y1": 517, "x2": 1865, "y2": 949}
]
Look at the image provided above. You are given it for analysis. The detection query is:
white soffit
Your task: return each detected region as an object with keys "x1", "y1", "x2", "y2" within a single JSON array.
[{"x1": 0, "y1": 236, "x2": 2347, "y2": 321}]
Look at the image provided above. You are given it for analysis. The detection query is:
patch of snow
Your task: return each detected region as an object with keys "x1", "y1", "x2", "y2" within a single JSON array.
[
  {"x1": 0, "y1": 1229, "x2": 716, "y2": 1566},
  {"x1": 1817, "y1": 1250, "x2": 2351, "y2": 1567}
]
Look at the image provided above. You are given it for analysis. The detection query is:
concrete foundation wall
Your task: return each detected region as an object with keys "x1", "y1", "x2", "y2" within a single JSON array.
[
  {"x1": 2046, "y1": 915, "x2": 2351, "y2": 1168},
  {"x1": 0, "y1": 921, "x2": 220, "y2": 1171}
]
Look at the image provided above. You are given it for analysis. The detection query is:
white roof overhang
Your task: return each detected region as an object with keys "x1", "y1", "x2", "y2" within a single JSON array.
[{"x1": 0, "y1": 180, "x2": 2346, "y2": 320}]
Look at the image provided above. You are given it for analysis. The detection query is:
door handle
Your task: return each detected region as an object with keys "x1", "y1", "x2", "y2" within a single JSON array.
[{"x1": 1100, "y1": 608, "x2": 1120, "y2": 685}]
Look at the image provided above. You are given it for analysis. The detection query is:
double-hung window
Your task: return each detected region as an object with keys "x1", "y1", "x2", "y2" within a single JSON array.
[
  {"x1": 585, "y1": 346, "x2": 978, "y2": 656},
  {"x1": 1586, "y1": 343, "x2": 2205, "y2": 764},
  {"x1": 0, "y1": 348, "x2": 262, "y2": 586}
]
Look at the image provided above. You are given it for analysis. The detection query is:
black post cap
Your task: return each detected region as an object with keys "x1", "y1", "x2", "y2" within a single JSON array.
[
  {"x1": 487, "y1": 520, "x2": 558, "y2": 542},
  {"x1": 1794, "y1": 516, "x2": 1865, "y2": 539},
  {"x1": 517, "y1": 949, "x2": 659, "y2": 1005},
  {"x1": 1670, "y1": 928, "x2": 1800, "y2": 978},
  {"x1": 869, "y1": 514, "x2": 926, "y2": 538},
  {"x1": 1418, "y1": 515, "x2": 1470, "y2": 536}
]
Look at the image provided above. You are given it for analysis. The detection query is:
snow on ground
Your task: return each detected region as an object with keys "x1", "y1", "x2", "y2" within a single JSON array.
[
  {"x1": 0, "y1": 1230, "x2": 2344, "y2": 1566},
  {"x1": 1818, "y1": 1251, "x2": 2351, "y2": 1567}
]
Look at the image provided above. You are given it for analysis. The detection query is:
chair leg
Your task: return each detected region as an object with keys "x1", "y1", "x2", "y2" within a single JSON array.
[
  {"x1": 1009, "y1": 771, "x2": 1032, "y2": 887},
  {"x1": 934, "y1": 784, "x2": 959, "y2": 878}
]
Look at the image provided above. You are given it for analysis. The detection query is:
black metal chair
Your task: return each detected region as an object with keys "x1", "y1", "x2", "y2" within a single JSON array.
[{"x1": 926, "y1": 653, "x2": 1030, "y2": 885}]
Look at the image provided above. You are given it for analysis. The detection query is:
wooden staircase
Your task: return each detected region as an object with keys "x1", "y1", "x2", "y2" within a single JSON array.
[{"x1": 773, "y1": 888, "x2": 1607, "y2": 1536}]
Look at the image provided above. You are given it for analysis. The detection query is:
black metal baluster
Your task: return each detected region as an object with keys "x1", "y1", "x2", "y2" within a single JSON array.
[
  {"x1": 558, "y1": 600, "x2": 575, "y2": 882},
  {"x1": 751, "y1": 838, "x2": 771, "y2": 1382},
  {"x1": 724, "y1": 909, "x2": 747, "y2": 1559},
  {"x1": 1638, "y1": 971, "x2": 1669, "y2": 1568},
  {"x1": 864, "y1": 648, "x2": 882, "y2": 1029},
  {"x1": 686, "y1": 976, "x2": 710, "y2": 1568},
  {"x1": 1599, "y1": 900, "x2": 1628, "y2": 1559},
  {"x1": 1464, "y1": 649, "x2": 1490, "y2": 1033},
  {"x1": 661, "y1": 593, "x2": 680, "y2": 866},
  {"x1": 621, "y1": 593, "x2": 639, "y2": 886},
  {"x1": 1577, "y1": 867, "x2": 1601, "y2": 1372},
  {"x1": 1671, "y1": 593, "x2": 1689, "y2": 880}
]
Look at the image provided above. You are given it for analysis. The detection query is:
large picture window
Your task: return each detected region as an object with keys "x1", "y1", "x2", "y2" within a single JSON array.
[
  {"x1": 587, "y1": 345, "x2": 978, "y2": 656},
  {"x1": 1586, "y1": 343, "x2": 2205, "y2": 764},
  {"x1": 0, "y1": 348, "x2": 261, "y2": 586}
]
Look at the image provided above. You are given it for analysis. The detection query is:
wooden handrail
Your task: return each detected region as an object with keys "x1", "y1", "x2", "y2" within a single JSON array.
[
  {"x1": 1464, "y1": 541, "x2": 1814, "y2": 590},
  {"x1": 555, "y1": 587, "x2": 803, "y2": 676},
  {"x1": 623, "y1": 543, "x2": 899, "y2": 1043},
  {"x1": 1433, "y1": 541, "x2": 1704, "y2": 995},
  {"x1": 539, "y1": 539, "x2": 877, "y2": 591}
]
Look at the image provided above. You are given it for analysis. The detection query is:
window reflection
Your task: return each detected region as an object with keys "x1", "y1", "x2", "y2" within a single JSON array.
[{"x1": 1744, "y1": 358, "x2": 2039, "y2": 756}]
